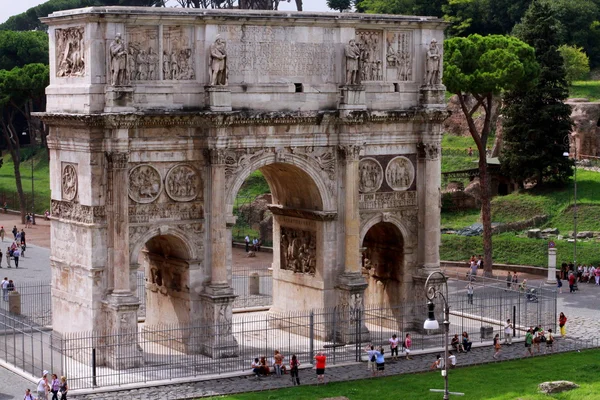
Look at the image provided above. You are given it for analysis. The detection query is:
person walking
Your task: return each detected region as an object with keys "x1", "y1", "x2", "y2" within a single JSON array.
[
  {"x1": 557, "y1": 275, "x2": 563, "y2": 294},
  {"x1": 0, "y1": 226, "x2": 5, "y2": 242},
  {"x1": 524, "y1": 329, "x2": 534, "y2": 357},
  {"x1": 289, "y1": 354, "x2": 300, "y2": 385},
  {"x1": 20, "y1": 229, "x2": 26, "y2": 253},
  {"x1": 506, "y1": 271, "x2": 512, "y2": 290},
  {"x1": 568, "y1": 272, "x2": 576, "y2": 293},
  {"x1": 493, "y1": 334, "x2": 501, "y2": 359},
  {"x1": 504, "y1": 319, "x2": 513, "y2": 345},
  {"x1": 546, "y1": 329, "x2": 555, "y2": 353},
  {"x1": 595, "y1": 267, "x2": 600, "y2": 286},
  {"x1": 244, "y1": 235, "x2": 250, "y2": 252},
  {"x1": 512, "y1": 272, "x2": 518, "y2": 287},
  {"x1": 24, "y1": 389, "x2": 35, "y2": 400},
  {"x1": 50, "y1": 374, "x2": 60, "y2": 400},
  {"x1": 37, "y1": 371, "x2": 50, "y2": 400},
  {"x1": 11, "y1": 226, "x2": 17, "y2": 240},
  {"x1": 365, "y1": 345, "x2": 377, "y2": 377},
  {"x1": 5, "y1": 247, "x2": 11, "y2": 269},
  {"x1": 1, "y1": 277, "x2": 8, "y2": 301},
  {"x1": 12, "y1": 247, "x2": 20, "y2": 269},
  {"x1": 389, "y1": 334, "x2": 399, "y2": 361},
  {"x1": 466, "y1": 282, "x2": 474, "y2": 305},
  {"x1": 404, "y1": 333, "x2": 413, "y2": 360},
  {"x1": 59, "y1": 376, "x2": 68, "y2": 400},
  {"x1": 314, "y1": 352, "x2": 326, "y2": 384},
  {"x1": 559, "y1": 312, "x2": 567, "y2": 338}
]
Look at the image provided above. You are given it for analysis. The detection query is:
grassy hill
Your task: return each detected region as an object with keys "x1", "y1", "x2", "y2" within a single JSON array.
[{"x1": 0, "y1": 149, "x2": 50, "y2": 214}]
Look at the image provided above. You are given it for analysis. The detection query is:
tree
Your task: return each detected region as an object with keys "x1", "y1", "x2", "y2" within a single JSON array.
[
  {"x1": 327, "y1": 0, "x2": 351, "y2": 12},
  {"x1": 443, "y1": 0, "x2": 532, "y2": 37},
  {"x1": 0, "y1": 64, "x2": 50, "y2": 223},
  {"x1": 558, "y1": 44, "x2": 590, "y2": 84},
  {"x1": 502, "y1": 0, "x2": 574, "y2": 187},
  {"x1": 0, "y1": 31, "x2": 48, "y2": 70},
  {"x1": 444, "y1": 34, "x2": 538, "y2": 276},
  {"x1": 355, "y1": 0, "x2": 445, "y2": 16}
]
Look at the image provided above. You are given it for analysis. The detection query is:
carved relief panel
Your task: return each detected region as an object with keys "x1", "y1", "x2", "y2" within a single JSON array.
[
  {"x1": 128, "y1": 164, "x2": 162, "y2": 204},
  {"x1": 56, "y1": 27, "x2": 85, "y2": 77},
  {"x1": 163, "y1": 26, "x2": 195, "y2": 80},
  {"x1": 61, "y1": 163, "x2": 78, "y2": 201},
  {"x1": 359, "y1": 158, "x2": 383, "y2": 193},
  {"x1": 126, "y1": 26, "x2": 160, "y2": 82},
  {"x1": 385, "y1": 156, "x2": 415, "y2": 191},
  {"x1": 356, "y1": 30, "x2": 383, "y2": 82},
  {"x1": 385, "y1": 31, "x2": 413, "y2": 81},
  {"x1": 280, "y1": 226, "x2": 317, "y2": 275},
  {"x1": 165, "y1": 164, "x2": 202, "y2": 202}
]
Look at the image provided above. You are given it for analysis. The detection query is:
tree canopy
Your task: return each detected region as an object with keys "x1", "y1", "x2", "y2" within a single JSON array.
[{"x1": 0, "y1": 31, "x2": 48, "y2": 70}]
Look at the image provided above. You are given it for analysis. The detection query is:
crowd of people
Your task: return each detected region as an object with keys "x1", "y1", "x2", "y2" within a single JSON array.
[
  {"x1": 557, "y1": 262, "x2": 600, "y2": 293},
  {"x1": 28, "y1": 370, "x2": 68, "y2": 400},
  {"x1": 251, "y1": 350, "x2": 313, "y2": 385},
  {"x1": 0, "y1": 225, "x2": 26, "y2": 268}
]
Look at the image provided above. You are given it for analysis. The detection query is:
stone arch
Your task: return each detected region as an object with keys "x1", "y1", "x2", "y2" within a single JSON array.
[
  {"x1": 360, "y1": 213, "x2": 412, "y2": 246},
  {"x1": 130, "y1": 225, "x2": 197, "y2": 266},
  {"x1": 225, "y1": 152, "x2": 335, "y2": 215}
]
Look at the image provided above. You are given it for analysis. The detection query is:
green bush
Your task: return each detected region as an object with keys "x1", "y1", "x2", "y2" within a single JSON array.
[{"x1": 559, "y1": 44, "x2": 590, "y2": 84}]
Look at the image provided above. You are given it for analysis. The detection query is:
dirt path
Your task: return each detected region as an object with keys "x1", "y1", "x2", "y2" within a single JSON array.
[{"x1": 0, "y1": 213, "x2": 51, "y2": 248}]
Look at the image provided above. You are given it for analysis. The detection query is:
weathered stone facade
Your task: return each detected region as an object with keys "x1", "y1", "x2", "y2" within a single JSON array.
[{"x1": 40, "y1": 7, "x2": 447, "y2": 365}]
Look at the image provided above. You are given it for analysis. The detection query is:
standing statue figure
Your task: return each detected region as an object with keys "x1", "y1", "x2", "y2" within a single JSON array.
[
  {"x1": 345, "y1": 39, "x2": 360, "y2": 85},
  {"x1": 425, "y1": 38, "x2": 441, "y2": 86},
  {"x1": 147, "y1": 48, "x2": 159, "y2": 80},
  {"x1": 109, "y1": 33, "x2": 128, "y2": 86},
  {"x1": 209, "y1": 37, "x2": 228, "y2": 86}
]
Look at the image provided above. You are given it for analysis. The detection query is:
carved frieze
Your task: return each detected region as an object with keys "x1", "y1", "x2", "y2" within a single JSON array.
[
  {"x1": 359, "y1": 191, "x2": 417, "y2": 210},
  {"x1": 280, "y1": 226, "x2": 317, "y2": 275},
  {"x1": 128, "y1": 164, "x2": 162, "y2": 204},
  {"x1": 401, "y1": 208, "x2": 418, "y2": 236},
  {"x1": 386, "y1": 31, "x2": 412, "y2": 81},
  {"x1": 163, "y1": 26, "x2": 195, "y2": 80},
  {"x1": 130, "y1": 225, "x2": 151, "y2": 250},
  {"x1": 56, "y1": 27, "x2": 85, "y2": 78},
  {"x1": 356, "y1": 30, "x2": 383, "y2": 82},
  {"x1": 129, "y1": 202, "x2": 203, "y2": 224},
  {"x1": 61, "y1": 163, "x2": 78, "y2": 201},
  {"x1": 165, "y1": 164, "x2": 202, "y2": 202},
  {"x1": 51, "y1": 200, "x2": 106, "y2": 224},
  {"x1": 126, "y1": 26, "x2": 160, "y2": 82},
  {"x1": 358, "y1": 158, "x2": 383, "y2": 193},
  {"x1": 385, "y1": 156, "x2": 415, "y2": 191}
]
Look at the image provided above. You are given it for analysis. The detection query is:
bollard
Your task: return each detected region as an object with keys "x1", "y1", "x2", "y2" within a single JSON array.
[
  {"x1": 249, "y1": 272, "x2": 260, "y2": 295},
  {"x1": 8, "y1": 291, "x2": 21, "y2": 315}
]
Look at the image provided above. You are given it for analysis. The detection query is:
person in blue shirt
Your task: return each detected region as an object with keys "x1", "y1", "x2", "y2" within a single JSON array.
[{"x1": 375, "y1": 346, "x2": 385, "y2": 375}]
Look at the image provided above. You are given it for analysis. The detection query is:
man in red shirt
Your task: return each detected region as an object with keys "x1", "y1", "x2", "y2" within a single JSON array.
[
  {"x1": 314, "y1": 352, "x2": 327, "y2": 384},
  {"x1": 568, "y1": 272, "x2": 576, "y2": 293}
]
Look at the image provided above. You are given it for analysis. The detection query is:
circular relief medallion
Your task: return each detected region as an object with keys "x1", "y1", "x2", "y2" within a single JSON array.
[
  {"x1": 385, "y1": 156, "x2": 415, "y2": 191},
  {"x1": 358, "y1": 158, "x2": 384, "y2": 193},
  {"x1": 61, "y1": 164, "x2": 78, "y2": 201},
  {"x1": 165, "y1": 164, "x2": 201, "y2": 202},
  {"x1": 128, "y1": 164, "x2": 163, "y2": 204}
]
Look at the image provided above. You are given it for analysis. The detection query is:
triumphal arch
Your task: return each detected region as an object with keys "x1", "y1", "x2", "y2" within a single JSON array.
[{"x1": 40, "y1": 7, "x2": 447, "y2": 366}]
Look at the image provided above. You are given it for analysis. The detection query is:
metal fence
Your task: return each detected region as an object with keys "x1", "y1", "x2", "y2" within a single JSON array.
[
  {"x1": 0, "y1": 280, "x2": 52, "y2": 327},
  {"x1": 232, "y1": 264, "x2": 273, "y2": 309}
]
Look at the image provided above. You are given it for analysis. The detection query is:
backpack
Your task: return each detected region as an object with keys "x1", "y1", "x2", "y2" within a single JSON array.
[{"x1": 370, "y1": 353, "x2": 376, "y2": 362}]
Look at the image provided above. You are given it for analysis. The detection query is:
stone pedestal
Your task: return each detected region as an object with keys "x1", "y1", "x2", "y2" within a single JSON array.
[
  {"x1": 419, "y1": 84, "x2": 446, "y2": 108},
  {"x1": 199, "y1": 286, "x2": 238, "y2": 358},
  {"x1": 101, "y1": 294, "x2": 143, "y2": 369},
  {"x1": 105, "y1": 86, "x2": 135, "y2": 112},
  {"x1": 206, "y1": 86, "x2": 232, "y2": 112},
  {"x1": 8, "y1": 291, "x2": 21, "y2": 315},
  {"x1": 339, "y1": 85, "x2": 366, "y2": 112},
  {"x1": 546, "y1": 247, "x2": 557, "y2": 284},
  {"x1": 336, "y1": 273, "x2": 370, "y2": 344}
]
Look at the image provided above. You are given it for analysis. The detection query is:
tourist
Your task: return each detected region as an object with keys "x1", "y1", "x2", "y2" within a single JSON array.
[
  {"x1": 595, "y1": 267, "x2": 600, "y2": 286},
  {"x1": 289, "y1": 354, "x2": 300, "y2": 385},
  {"x1": 12, "y1": 226, "x2": 17, "y2": 240},
  {"x1": 467, "y1": 146, "x2": 473, "y2": 156},
  {"x1": 244, "y1": 235, "x2": 250, "y2": 252},
  {"x1": 557, "y1": 275, "x2": 563, "y2": 294},
  {"x1": 314, "y1": 352, "x2": 326, "y2": 384},
  {"x1": 13, "y1": 247, "x2": 20, "y2": 269},
  {"x1": 519, "y1": 279, "x2": 527, "y2": 292},
  {"x1": 389, "y1": 334, "x2": 400, "y2": 361},
  {"x1": 251, "y1": 358, "x2": 261, "y2": 379},
  {"x1": 524, "y1": 329, "x2": 534, "y2": 357},
  {"x1": 451, "y1": 334, "x2": 464, "y2": 352},
  {"x1": 256, "y1": 238, "x2": 262, "y2": 252},
  {"x1": 504, "y1": 319, "x2": 513, "y2": 345},
  {"x1": 252, "y1": 238, "x2": 258, "y2": 252},
  {"x1": 45, "y1": 210, "x2": 50, "y2": 221},
  {"x1": 259, "y1": 356, "x2": 270, "y2": 376},
  {"x1": 568, "y1": 272, "x2": 576, "y2": 293},
  {"x1": 59, "y1": 376, "x2": 68, "y2": 400},
  {"x1": 493, "y1": 334, "x2": 501, "y2": 359},
  {"x1": 2, "y1": 202, "x2": 6, "y2": 213},
  {"x1": 0, "y1": 226, "x2": 5, "y2": 242},
  {"x1": 25, "y1": 214, "x2": 31, "y2": 228},
  {"x1": 375, "y1": 346, "x2": 385, "y2": 375},
  {"x1": 20, "y1": 229, "x2": 26, "y2": 252},
  {"x1": 37, "y1": 370, "x2": 50, "y2": 400},
  {"x1": 506, "y1": 271, "x2": 512, "y2": 290},
  {"x1": 430, "y1": 354, "x2": 442, "y2": 370},
  {"x1": 7, "y1": 280, "x2": 14, "y2": 297},
  {"x1": 24, "y1": 388, "x2": 35, "y2": 400},
  {"x1": 0, "y1": 248, "x2": 3, "y2": 269},
  {"x1": 404, "y1": 333, "x2": 413, "y2": 360},
  {"x1": 462, "y1": 331, "x2": 472, "y2": 352},
  {"x1": 273, "y1": 350, "x2": 284, "y2": 377},
  {"x1": 512, "y1": 271, "x2": 518, "y2": 287},
  {"x1": 546, "y1": 329, "x2": 555, "y2": 353},
  {"x1": 365, "y1": 345, "x2": 377, "y2": 376},
  {"x1": 447, "y1": 351, "x2": 457, "y2": 368},
  {"x1": 50, "y1": 374, "x2": 60, "y2": 400},
  {"x1": 466, "y1": 282, "x2": 474, "y2": 305},
  {"x1": 5, "y1": 247, "x2": 11, "y2": 268},
  {"x1": 533, "y1": 328, "x2": 545, "y2": 353},
  {"x1": 477, "y1": 254, "x2": 483, "y2": 271},
  {"x1": 559, "y1": 312, "x2": 567, "y2": 338},
  {"x1": 1, "y1": 277, "x2": 7, "y2": 301}
]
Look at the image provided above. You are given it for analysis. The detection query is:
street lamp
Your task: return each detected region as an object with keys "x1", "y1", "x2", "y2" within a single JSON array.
[
  {"x1": 424, "y1": 271, "x2": 451, "y2": 400},
  {"x1": 563, "y1": 135, "x2": 576, "y2": 265}
]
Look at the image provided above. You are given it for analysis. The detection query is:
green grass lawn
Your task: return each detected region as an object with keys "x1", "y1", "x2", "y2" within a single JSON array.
[
  {"x1": 206, "y1": 349, "x2": 600, "y2": 400},
  {"x1": 0, "y1": 149, "x2": 50, "y2": 214},
  {"x1": 570, "y1": 80, "x2": 600, "y2": 101}
]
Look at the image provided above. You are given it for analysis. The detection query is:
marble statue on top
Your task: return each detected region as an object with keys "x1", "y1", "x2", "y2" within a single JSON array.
[
  {"x1": 209, "y1": 37, "x2": 228, "y2": 86},
  {"x1": 345, "y1": 39, "x2": 360, "y2": 85},
  {"x1": 425, "y1": 39, "x2": 441, "y2": 86},
  {"x1": 109, "y1": 33, "x2": 128, "y2": 86}
]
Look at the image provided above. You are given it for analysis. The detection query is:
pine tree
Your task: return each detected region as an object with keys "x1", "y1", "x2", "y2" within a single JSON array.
[{"x1": 501, "y1": 0, "x2": 574, "y2": 186}]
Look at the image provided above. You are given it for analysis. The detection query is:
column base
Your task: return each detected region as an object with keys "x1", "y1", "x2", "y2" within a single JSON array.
[
  {"x1": 419, "y1": 84, "x2": 446, "y2": 108},
  {"x1": 199, "y1": 287, "x2": 238, "y2": 358},
  {"x1": 100, "y1": 294, "x2": 143, "y2": 369},
  {"x1": 105, "y1": 86, "x2": 136, "y2": 112},
  {"x1": 338, "y1": 85, "x2": 366, "y2": 114},
  {"x1": 205, "y1": 86, "x2": 232, "y2": 112},
  {"x1": 336, "y1": 272, "x2": 369, "y2": 344}
]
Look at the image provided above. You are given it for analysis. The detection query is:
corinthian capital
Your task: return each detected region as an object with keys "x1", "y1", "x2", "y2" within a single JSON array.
[
  {"x1": 338, "y1": 144, "x2": 362, "y2": 161},
  {"x1": 417, "y1": 142, "x2": 440, "y2": 160}
]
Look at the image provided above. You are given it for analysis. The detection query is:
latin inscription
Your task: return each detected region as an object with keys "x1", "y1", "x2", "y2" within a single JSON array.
[{"x1": 359, "y1": 191, "x2": 417, "y2": 209}]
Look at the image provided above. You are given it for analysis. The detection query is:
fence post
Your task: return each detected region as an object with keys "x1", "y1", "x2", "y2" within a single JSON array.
[
  {"x1": 92, "y1": 348, "x2": 97, "y2": 387},
  {"x1": 512, "y1": 306, "x2": 516, "y2": 338},
  {"x1": 309, "y1": 311, "x2": 314, "y2": 365}
]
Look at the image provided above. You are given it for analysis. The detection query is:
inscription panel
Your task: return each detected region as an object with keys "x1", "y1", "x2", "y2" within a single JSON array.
[
  {"x1": 359, "y1": 191, "x2": 417, "y2": 210},
  {"x1": 217, "y1": 25, "x2": 336, "y2": 82}
]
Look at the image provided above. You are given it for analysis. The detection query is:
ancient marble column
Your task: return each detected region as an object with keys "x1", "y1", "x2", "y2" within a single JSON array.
[
  {"x1": 199, "y1": 148, "x2": 238, "y2": 358},
  {"x1": 336, "y1": 144, "x2": 369, "y2": 343},
  {"x1": 418, "y1": 142, "x2": 442, "y2": 273}
]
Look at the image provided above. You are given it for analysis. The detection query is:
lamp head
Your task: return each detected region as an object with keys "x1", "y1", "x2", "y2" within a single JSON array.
[{"x1": 423, "y1": 300, "x2": 439, "y2": 330}]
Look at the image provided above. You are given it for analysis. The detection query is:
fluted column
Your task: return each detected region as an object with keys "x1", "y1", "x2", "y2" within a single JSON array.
[{"x1": 417, "y1": 142, "x2": 441, "y2": 272}]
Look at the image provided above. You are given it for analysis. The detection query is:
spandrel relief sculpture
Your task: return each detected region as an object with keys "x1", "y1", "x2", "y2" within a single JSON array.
[
  {"x1": 280, "y1": 227, "x2": 317, "y2": 275},
  {"x1": 356, "y1": 31, "x2": 383, "y2": 82},
  {"x1": 109, "y1": 33, "x2": 128, "y2": 86},
  {"x1": 163, "y1": 26, "x2": 195, "y2": 81},
  {"x1": 61, "y1": 163, "x2": 78, "y2": 201},
  {"x1": 128, "y1": 164, "x2": 162, "y2": 204},
  {"x1": 56, "y1": 27, "x2": 85, "y2": 77},
  {"x1": 425, "y1": 38, "x2": 441, "y2": 86},
  {"x1": 386, "y1": 31, "x2": 412, "y2": 81},
  {"x1": 209, "y1": 37, "x2": 228, "y2": 86},
  {"x1": 358, "y1": 158, "x2": 383, "y2": 193},
  {"x1": 385, "y1": 156, "x2": 415, "y2": 191},
  {"x1": 165, "y1": 164, "x2": 201, "y2": 202},
  {"x1": 125, "y1": 26, "x2": 159, "y2": 82}
]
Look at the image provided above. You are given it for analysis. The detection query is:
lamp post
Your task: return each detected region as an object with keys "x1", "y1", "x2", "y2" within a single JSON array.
[
  {"x1": 563, "y1": 135, "x2": 576, "y2": 265},
  {"x1": 31, "y1": 145, "x2": 35, "y2": 225},
  {"x1": 424, "y1": 271, "x2": 451, "y2": 400}
]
